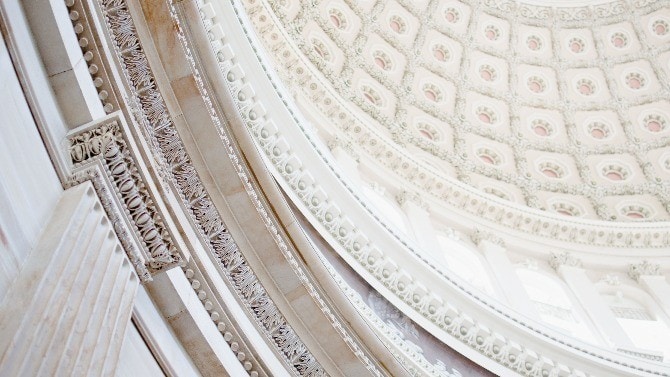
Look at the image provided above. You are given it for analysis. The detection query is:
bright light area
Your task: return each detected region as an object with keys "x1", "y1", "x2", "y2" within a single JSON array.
[
  {"x1": 437, "y1": 234, "x2": 495, "y2": 295},
  {"x1": 604, "y1": 293, "x2": 670, "y2": 362},
  {"x1": 362, "y1": 186, "x2": 408, "y2": 235},
  {"x1": 517, "y1": 269, "x2": 596, "y2": 343},
  {"x1": 618, "y1": 318, "x2": 670, "y2": 362}
]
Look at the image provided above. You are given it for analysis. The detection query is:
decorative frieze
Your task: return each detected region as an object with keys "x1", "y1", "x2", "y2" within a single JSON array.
[{"x1": 92, "y1": 0, "x2": 332, "y2": 374}]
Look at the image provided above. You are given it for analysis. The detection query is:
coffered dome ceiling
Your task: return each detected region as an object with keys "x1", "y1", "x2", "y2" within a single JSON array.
[{"x1": 244, "y1": 0, "x2": 670, "y2": 222}]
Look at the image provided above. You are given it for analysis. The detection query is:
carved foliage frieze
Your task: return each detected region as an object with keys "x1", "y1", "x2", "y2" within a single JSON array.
[
  {"x1": 68, "y1": 119, "x2": 181, "y2": 276},
  {"x1": 95, "y1": 0, "x2": 327, "y2": 374}
]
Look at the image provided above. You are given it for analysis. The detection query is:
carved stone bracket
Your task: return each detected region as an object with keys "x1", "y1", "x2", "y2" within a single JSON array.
[
  {"x1": 67, "y1": 114, "x2": 182, "y2": 280},
  {"x1": 548, "y1": 252, "x2": 582, "y2": 271},
  {"x1": 628, "y1": 260, "x2": 662, "y2": 282}
]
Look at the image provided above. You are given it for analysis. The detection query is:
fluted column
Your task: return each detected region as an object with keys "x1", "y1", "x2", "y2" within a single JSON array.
[{"x1": 551, "y1": 253, "x2": 634, "y2": 349}]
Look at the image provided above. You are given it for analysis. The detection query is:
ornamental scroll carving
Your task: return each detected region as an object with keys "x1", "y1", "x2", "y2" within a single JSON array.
[{"x1": 68, "y1": 118, "x2": 181, "y2": 278}]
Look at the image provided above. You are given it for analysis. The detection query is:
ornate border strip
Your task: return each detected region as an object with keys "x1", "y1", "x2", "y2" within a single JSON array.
[
  {"x1": 54, "y1": 0, "x2": 350, "y2": 374},
  {"x1": 169, "y1": 1, "x2": 383, "y2": 375},
  {"x1": 475, "y1": 0, "x2": 666, "y2": 26},
  {"x1": 97, "y1": 0, "x2": 326, "y2": 373}
]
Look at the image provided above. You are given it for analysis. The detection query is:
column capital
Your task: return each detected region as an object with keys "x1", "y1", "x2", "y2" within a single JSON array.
[
  {"x1": 395, "y1": 190, "x2": 428, "y2": 211},
  {"x1": 548, "y1": 252, "x2": 582, "y2": 271},
  {"x1": 328, "y1": 137, "x2": 360, "y2": 162},
  {"x1": 470, "y1": 228, "x2": 505, "y2": 248},
  {"x1": 628, "y1": 260, "x2": 662, "y2": 282}
]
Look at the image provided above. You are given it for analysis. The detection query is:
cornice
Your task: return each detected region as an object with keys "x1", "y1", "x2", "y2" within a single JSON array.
[
  {"x1": 59, "y1": 0, "x2": 359, "y2": 374},
  {"x1": 170, "y1": 1, "x2": 388, "y2": 374}
]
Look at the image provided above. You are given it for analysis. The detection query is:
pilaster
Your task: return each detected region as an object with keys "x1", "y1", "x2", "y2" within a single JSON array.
[
  {"x1": 629, "y1": 261, "x2": 670, "y2": 318},
  {"x1": 396, "y1": 190, "x2": 443, "y2": 261},
  {"x1": 552, "y1": 254, "x2": 634, "y2": 349},
  {"x1": 475, "y1": 232, "x2": 539, "y2": 318}
]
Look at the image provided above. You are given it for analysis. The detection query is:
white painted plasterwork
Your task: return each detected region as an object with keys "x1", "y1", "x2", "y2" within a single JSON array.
[
  {"x1": 235, "y1": 0, "x2": 670, "y2": 251},
  {"x1": 186, "y1": 0, "x2": 670, "y2": 375}
]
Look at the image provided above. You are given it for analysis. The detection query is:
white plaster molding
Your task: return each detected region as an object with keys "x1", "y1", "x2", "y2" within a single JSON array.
[
  {"x1": 628, "y1": 260, "x2": 663, "y2": 282},
  {"x1": 187, "y1": 0, "x2": 670, "y2": 375},
  {"x1": 238, "y1": 0, "x2": 670, "y2": 249},
  {"x1": 549, "y1": 252, "x2": 583, "y2": 271},
  {"x1": 67, "y1": 114, "x2": 182, "y2": 278}
]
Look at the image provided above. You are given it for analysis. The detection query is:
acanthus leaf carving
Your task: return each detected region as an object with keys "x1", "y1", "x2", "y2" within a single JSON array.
[
  {"x1": 470, "y1": 228, "x2": 505, "y2": 247},
  {"x1": 548, "y1": 252, "x2": 582, "y2": 271},
  {"x1": 628, "y1": 260, "x2": 662, "y2": 282},
  {"x1": 68, "y1": 118, "x2": 182, "y2": 275}
]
